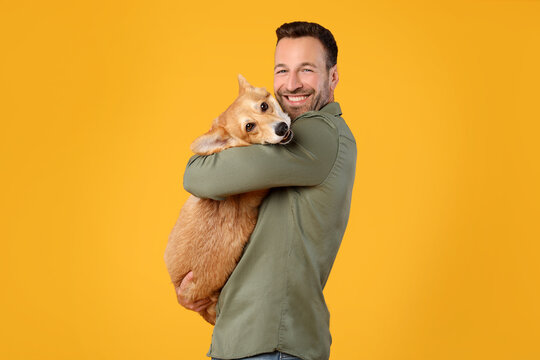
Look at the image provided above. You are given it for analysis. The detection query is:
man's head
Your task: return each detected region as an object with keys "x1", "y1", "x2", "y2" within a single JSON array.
[{"x1": 273, "y1": 21, "x2": 339, "y2": 120}]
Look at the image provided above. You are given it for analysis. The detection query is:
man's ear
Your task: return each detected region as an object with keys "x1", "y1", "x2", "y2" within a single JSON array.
[
  {"x1": 238, "y1": 74, "x2": 253, "y2": 95},
  {"x1": 190, "y1": 126, "x2": 232, "y2": 155},
  {"x1": 329, "y1": 65, "x2": 339, "y2": 92}
]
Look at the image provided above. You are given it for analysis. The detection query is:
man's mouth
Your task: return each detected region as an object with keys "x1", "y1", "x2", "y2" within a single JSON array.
[{"x1": 284, "y1": 94, "x2": 310, "y2": 105}]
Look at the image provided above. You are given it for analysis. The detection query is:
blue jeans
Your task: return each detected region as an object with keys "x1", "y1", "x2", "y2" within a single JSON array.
[{"x1": 212, "y1": 351, "x2": 301, "y2": 360}]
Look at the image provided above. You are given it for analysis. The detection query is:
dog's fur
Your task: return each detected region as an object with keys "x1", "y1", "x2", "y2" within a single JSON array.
[{"x1": 164, "y1": 75, "x2": 291, "y2": 325}]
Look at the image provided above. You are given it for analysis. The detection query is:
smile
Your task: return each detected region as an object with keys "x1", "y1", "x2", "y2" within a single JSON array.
[{"x1": 285, "y1": 94, "x2": 310, "y2": 104}]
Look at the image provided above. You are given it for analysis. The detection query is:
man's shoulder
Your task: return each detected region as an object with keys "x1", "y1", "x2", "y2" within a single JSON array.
[
  {"x1": 294, "y1": 102, "x2": 355, "y2": 144},
  {"x1": 295, "y1": 102, "x2": 341, "y2": 121}
]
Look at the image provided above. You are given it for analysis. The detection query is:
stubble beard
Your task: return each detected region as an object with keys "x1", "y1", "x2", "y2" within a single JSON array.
[{"x1": 276, "y1": 78, "x2": 331, "y2": 120}]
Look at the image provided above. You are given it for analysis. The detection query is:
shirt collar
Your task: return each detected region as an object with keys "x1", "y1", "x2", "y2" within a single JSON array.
[
  {"x1": 319, "y1": 102, "x2": 342, "y2": 116},
  {"x1": 293, "y1": 102, "x2": 342, "y2": 122}
]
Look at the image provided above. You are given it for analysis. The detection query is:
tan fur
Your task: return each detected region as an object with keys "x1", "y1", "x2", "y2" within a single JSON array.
[{"x1": 164, "y1": 75, "x2": 291, "y2": 325}]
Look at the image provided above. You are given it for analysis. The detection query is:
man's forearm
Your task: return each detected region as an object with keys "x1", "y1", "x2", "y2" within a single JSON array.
[{"x1": 183, "y1": 115, "x2": 339, "y2": 199}]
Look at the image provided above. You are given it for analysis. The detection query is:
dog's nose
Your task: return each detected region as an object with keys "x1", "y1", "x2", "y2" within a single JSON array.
[{"x1": 275, "y1": 122, "x2": 289, "y2": 136}]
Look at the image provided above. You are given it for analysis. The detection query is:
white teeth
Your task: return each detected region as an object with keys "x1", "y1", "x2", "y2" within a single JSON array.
[{"x1": 288, "y1": 95, "x2": 307, "y2": 102}]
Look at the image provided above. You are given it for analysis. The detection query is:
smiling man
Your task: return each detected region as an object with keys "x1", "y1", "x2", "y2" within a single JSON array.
[
  {"x1": 274, "y1": 33, "x2": 338, "y2": 120},
  {"x1": 176, "y1": 22, "x2": 356, "y2": 360}
]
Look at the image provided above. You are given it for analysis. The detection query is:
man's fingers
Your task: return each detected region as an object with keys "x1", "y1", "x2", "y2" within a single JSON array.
[
  {"x1": 193, "y1": 298, "x2": 211, "y2": 307},
  {"x1": 175, "y1": 287, "x2": 212, "y2": 310},
  {"x1": 184, "y1": 298, "x2": 211, "y2": 310},
  {"x1": 192, "y1": 299, "x2": 212, "y2": 312}
]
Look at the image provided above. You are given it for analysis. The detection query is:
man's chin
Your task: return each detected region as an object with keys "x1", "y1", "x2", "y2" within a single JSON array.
[{"x1": 282, "y1": 104, "x2": 311, "y2": 120}]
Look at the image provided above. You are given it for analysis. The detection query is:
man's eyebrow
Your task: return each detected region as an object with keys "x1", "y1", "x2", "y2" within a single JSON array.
[{"x1": 274, "y1": 62, "x2": 318, "y2": 70}]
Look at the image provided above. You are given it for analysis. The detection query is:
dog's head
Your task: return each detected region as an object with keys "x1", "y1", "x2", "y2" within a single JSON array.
[{"x1": 191, "y1": 75, "x2": 292, "y2": 155}]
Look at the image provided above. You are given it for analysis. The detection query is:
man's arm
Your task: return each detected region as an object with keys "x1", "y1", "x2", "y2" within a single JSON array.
[{"x1": 183, "y1": 115, "x2": 339, "y2": 200}]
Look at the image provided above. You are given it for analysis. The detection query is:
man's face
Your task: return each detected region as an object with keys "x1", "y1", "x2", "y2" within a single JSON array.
[{"x1": 274, "y1": 36, "x2": 338, "y2": 120}]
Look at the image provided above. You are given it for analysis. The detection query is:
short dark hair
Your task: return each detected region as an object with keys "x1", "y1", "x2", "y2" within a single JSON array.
[{"x1": 276, "y1": 21, "x2": 338, "y2": 70}]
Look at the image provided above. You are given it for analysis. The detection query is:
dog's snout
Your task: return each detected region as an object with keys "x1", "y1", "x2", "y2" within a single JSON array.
[{"x1": 275, "y1": 122, "x2": 289, "y2": 136}]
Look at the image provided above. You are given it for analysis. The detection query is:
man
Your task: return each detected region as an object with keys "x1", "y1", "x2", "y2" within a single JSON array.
[{"x1": 176, "y1": 22, "x2": 356, "y2": 360}]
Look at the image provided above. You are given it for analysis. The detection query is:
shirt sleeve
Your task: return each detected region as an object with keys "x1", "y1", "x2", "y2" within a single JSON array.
[{"x1": 183, "y1": 114, "x2": 339, "y2": 200}]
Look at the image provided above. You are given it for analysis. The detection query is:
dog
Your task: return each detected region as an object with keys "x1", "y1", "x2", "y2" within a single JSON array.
[{"x1": 164, "y1": 75, "x2": 292, "y2": 325}]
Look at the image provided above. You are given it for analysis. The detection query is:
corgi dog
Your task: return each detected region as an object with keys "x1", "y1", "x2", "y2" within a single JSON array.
[{"x1": 164, "y1": 75, "x2": 292, "y2": 325}]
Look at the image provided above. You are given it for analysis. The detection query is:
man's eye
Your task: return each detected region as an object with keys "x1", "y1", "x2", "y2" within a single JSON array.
[
  {"x1": 302, "y1": 68, "x2": 313, "y2": 72},
  {"x1": 275, "y1": 69, "x2": 287, "y2": 74},
  {"x1": 245, "y1": 123, "x2": 256, "y2": 132}
]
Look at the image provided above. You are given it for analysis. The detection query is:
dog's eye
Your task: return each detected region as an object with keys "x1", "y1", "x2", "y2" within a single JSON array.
[
  {"x1": 260, "y1": 102, "x2": 268, "y2": 112},
  {"x1": 245, "y1": 123, "x2": 256, "y2": 132}
]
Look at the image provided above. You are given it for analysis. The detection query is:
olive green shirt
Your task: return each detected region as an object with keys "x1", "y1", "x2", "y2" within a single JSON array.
[{"x1": 183, "y1": 102, "x2": 356, "y2": 360}]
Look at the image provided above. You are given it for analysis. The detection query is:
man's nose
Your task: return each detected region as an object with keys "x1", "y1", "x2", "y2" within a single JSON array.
[{"x1": 286, "y1": 72, "x2": 302, "y2": 92}]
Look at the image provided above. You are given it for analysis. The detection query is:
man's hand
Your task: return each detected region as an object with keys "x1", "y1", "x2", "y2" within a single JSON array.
[{"x1": 175, "y1": 271, "x2": 212, "y2": 312}]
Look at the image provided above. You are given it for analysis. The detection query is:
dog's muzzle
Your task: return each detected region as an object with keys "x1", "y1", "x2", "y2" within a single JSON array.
[{"x1": 275, "y1": 122, "x2": 289, "y2": 136}]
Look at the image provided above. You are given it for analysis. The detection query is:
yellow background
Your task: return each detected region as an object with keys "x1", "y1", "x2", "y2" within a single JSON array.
[{"x1": 1, "y1": 1, "x2": 539, "y2": 359}]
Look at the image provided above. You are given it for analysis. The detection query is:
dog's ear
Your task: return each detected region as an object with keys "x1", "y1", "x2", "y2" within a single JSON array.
[
  {"x1": 238, "y1": 74, "x2": 253, "y2": 95},
  {"x1": 190, "y1": 126, "x2": 232, "y2": 155}
]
